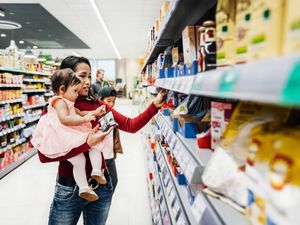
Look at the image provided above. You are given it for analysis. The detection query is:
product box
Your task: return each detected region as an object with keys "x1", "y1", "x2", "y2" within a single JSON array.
[
  {"x1": 283, "y1": 0, "x2": 300, "y2": 54},
  {"x1": 211, "y1": 101, "x2": 234, "y2": 150},
  {"x1": 216, "y1": 0, "x2": 237, "y2": 67},
  {"x1": 248, "y1": 0, "x2": 285, "y2": 61},
  {"x1": 235, "y1": 0, "x2": 252, "y2": 64},
  {"x1": 182, "y1": 26, "x2": 198, "y2": 67},
  {"x1": 245, "y1": 127, "x2": 300, "y2": 225}
]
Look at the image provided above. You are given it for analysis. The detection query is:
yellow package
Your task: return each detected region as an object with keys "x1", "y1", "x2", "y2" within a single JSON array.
[
  {"x1": 221, "y1": 101, "x2": 291, "y2": 165},
  {"x1": 283, "y1": 0, "x2": 300, "y2": 54},
  {"x1": 235, "y1": 0, "x2": 252, "y2": 64},
  {"x1": 247, "y1": 127, "x2": 300, "y2": 225},
  {"x1": 216, "y1": 0, "x2": 237, "y2": 67},
  {"x1": 248, "y1": 0, "x2": 285, "y2": 61}
]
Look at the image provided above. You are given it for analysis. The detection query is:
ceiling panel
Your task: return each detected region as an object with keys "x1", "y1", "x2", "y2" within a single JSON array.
[{"x1": 0, "y1": 0, "x2": 162, "y2": 59}]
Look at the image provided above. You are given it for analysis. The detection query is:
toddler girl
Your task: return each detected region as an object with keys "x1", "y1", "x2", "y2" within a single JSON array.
[{"x1": 32, "y1": 69, "x2": 108, "y2": 202}]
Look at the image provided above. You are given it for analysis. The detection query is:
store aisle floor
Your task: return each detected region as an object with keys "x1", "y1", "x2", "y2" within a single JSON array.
[{"x1": 0, "y1": 99, "x2": 151, "y2": 225}]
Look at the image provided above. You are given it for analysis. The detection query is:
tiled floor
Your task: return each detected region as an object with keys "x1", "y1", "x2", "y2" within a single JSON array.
[{"x1": 0, "y1": 99, "x2": 152, "y2": 225}]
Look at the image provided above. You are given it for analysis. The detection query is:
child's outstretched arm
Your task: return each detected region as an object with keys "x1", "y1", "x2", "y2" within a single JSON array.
[
  {"x1": 53, "y1": 99, "x2": 95, "y2": 126},
  {"x1": 75, "y1": 105, "x2": 106, "y2": 118}
]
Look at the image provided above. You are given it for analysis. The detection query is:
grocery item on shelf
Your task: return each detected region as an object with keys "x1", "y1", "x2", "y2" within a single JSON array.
[
  {"x1": 235, "y1": 0, "x2": 252, "y2": 64},
  {"x1": 246, "y1": 126, "x2": 300, "y2": 225},
  {"x1": 211, "y1": 101, "x2": 234, "y2": 150},
  {"x1": 202, "y1": 147, "x2": 249, "y2": 207},
  {"x1": 0, "y1": 72, "x2": 23, "y2": 84},
  {"x1": 203, "y1": 21, "x2": 217, "y2": 71},
  {"x1": 216, "y1": 0, "x2": 237, "y2": 67},
  {"x1": 283, "y1": 0, "x2": 300, "y2": 54},
  {"x1": 221, "y1": 102, "x2": 291, "y2": 164},
  {"x1": 248, "y1": 0, "x2": 285, "y2": 61},
  {"x1": 182, "y1": 26, "x2": 198, "y2": 67}
]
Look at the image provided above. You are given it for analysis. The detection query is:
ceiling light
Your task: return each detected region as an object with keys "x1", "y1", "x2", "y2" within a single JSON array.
[
  {"x1": 25, "y1": 21, "x2": 30, "y2": 25},
  {"x1": 1, "y1": 33, "x2": 6, "y2": 37},
  {"x1": 33, "y1": 45, "x2": 38, "y2": 49},
  {"x1": 72, "y1": 51, "x2": 81, "y2": 57},
  {"x1": 89, "y1": 0, "x2": 121, "y2": 59},
  {"x1": 9, "y1": 12, "x2": 14, "y2": 15},
  {"x1": 19, "y1": 40, "x2": 24, "y2": 44},
  {"x1": 0, "y1": 9, "x2": 5, "y2": 17},
  {"x1": 0, "y1": 20, "x2": 22, "y2": 29}
]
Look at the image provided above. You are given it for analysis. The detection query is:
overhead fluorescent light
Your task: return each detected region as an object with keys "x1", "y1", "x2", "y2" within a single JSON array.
[
  {"x1": 1, "y1": 33, "x2": 6, "y2": 37},
  {"x1": 72, "y1": 51, "x2": 81, "y2": 57},
  {"x1": 0, "y1": 9, "x2": 5, "y2": 17},
  {"x1": 19, "y1": 40, "x2": 24, "y2": 44},
  {"x1": 89, "y1": 0, "x2": 121, "y2": 59},
  {"x1": 33, "y1": 45, "x2": 38, "y2": 49}
]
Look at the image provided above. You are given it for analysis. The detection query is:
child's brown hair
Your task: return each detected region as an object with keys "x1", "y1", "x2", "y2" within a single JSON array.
[{"x1": 51, "y1": 68, "x2": 81, "y2": 94}]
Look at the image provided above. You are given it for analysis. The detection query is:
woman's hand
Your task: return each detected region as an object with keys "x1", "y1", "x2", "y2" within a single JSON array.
[
  {"x1": 87, "y1": 125, "x2": 114, "y2": 147},
  {"x1": 153, "y1": 89, "x2": 168, "y2": 108},
  {"x1": 92, "y1": 105, "x2": 106, "y2": 117}
]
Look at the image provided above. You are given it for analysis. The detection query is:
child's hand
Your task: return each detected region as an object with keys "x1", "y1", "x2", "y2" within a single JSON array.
[
  {"x1": 84, "y1": 113, "x2": 96, "y2": 122},
  {"x1": 93, "y1": 105, "x2": 106, "y2": 117}
]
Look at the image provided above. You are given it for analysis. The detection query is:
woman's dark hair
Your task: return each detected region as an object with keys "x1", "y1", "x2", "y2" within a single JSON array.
[
  {"x1": 51, "y1": 68, "x2": 81, "y2": 94},
  {"x1": 60, "y1": 56, "x2": 91, "y2": 71},
  {"x1": 60, "y1": 56, "x2": 97, "y2": 101}
]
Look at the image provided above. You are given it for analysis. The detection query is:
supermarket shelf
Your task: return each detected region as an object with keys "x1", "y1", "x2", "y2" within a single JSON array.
[
  {"x1": 0, "y1": 67, "x2": 52, "y2": 76},
  {"x1": 150, "y1": 149, "x2": 172, "y2": 225},
  {"x1": 0, "y1": 98, "x2": 23, "y2": 105},
  {"x1": 154, "y1": 54, "x2": 300, "y2": 107},
  {"x1": 0, "y1": 138, "x2": 27, "y2": 154},
  {"x1": 176, "y1": 133, "x2": 212, "y2": 172},
  {"x1": 141, "y1": 0, "x2": 217, "y2": 71},
  {"x1": 0, "y1": 83, "x2": 23, "y2": 88},
  {"x1": 156, "y1": 113, "x2": 212, "y2": 184},
  {"x1": 155, "y1": 76, "x2": 195, "y2": 94},
  {"x1": 157, "y1": 144, "x2": 197, "y2": 225},
  {"x1": 156, "y1": 119, "x2": 248, "y2": 225},
  {"x1": 44, "y1": 92, "x2": 54, "y2": 97},
  {"x1": 0, "y1": 124, "x2": 26, "y2": 137},
  {"x1": 0, "y1": 113, "x2": 24, "y2": 123},
  {"x1": 204, "y1": 195, "x2": 248, "y2": 225},
  {"x1": 24, "y1": 115, "x2": 41, "y2": 124},
  {"x1": 23, "y1": 78, "x2": 48, "y2": 83},
  {"x1": 23, "y1": 103, "x2": 46, "y2": 110},
  {"x1": 0, "y1": 148, "x2": 37, "y2": 179},
  {"x1": 23, "y1": 89, "x2": 47, "y2": 93}
]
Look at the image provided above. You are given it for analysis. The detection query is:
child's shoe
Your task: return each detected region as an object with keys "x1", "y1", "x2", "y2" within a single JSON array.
[
  {"x1": 79, "y1": 186, "x2": 99, "y2": 201},
  {"x1": 91, "y1": 169, "x2": 107, "y2": 185}
]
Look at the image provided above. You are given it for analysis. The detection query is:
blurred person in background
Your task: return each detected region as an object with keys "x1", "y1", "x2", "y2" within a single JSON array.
[{"x1": 92, "y1": 69, "x2": 110, "y2": 98}]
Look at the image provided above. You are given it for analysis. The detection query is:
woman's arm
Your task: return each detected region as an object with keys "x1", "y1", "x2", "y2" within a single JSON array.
[
  {"x1": 53, "y1": 98, "x2": 94, "y2": 126},
  {"x1": 107, "y1": 89, "x2": 167, "y2": 133}
]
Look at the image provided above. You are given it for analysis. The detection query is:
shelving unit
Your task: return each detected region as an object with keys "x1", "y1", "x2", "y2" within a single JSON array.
[
  {"x1": 141, "y1": 0, "x2": 217, "y2": 72},
  {"x1": 0, "y1": 67, "x2": 52, "y2": 178},
  {"x1": 155, "y1": 54, "x2": 300, "y2": 107},
  {"x1": 0, "y1": 148, "x2": 37, "y2": 179},
  {"x1": 0, "y1": 68, "x2": 52, "y2": 76},
  {"x1": 0, "y1": 99, "x2": 23, "y2": 105}
]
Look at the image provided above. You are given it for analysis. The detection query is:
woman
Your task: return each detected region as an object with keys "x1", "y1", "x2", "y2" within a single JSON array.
[{"x1": 38, "y1": 56, "x2": 166, "y2": 225}]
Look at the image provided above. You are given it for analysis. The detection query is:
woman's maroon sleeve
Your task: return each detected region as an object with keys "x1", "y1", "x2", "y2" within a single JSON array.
[{"x1": 108, "y1": 102, "x2": 159, "y2": 133}]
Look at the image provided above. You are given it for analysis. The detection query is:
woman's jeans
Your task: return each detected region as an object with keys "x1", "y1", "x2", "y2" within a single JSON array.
[
  {"x1": 48, "y1": 176, "x2": 113, "y2": 225},
  {"x1": 105, "y1": 158, "x2": 118, "y2": 193}
]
